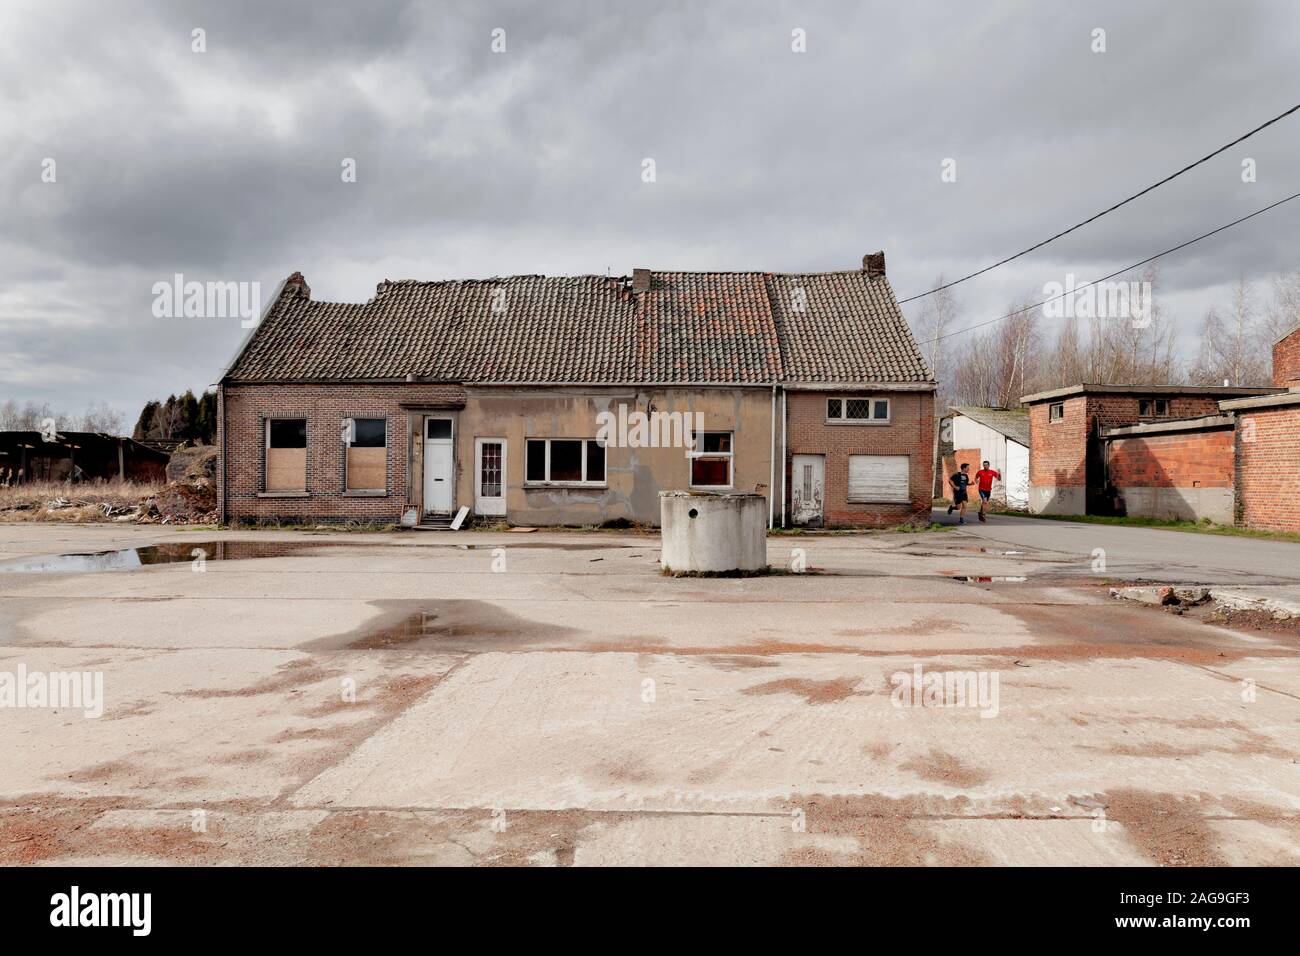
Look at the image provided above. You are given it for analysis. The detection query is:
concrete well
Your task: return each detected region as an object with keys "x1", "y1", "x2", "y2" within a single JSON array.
[{"x1": 659, "y1": 492, "x2": 767, "y2": 573}]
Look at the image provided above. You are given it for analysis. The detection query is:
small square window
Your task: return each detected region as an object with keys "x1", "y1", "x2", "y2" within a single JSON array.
[
  {"x1": 1048, "y1": 402, "x2": 1065, "y2": 422},
  {"x1": 426, "y1": 419, "x2": 452, "y2": 440},
  {"x1": 268, "y1": 419, "x2": 306, "y2": 448},
  {"x1": 827, "y1": 398, "x2": 843, "y2": 419},
  {"x1": 349, "y1": 418, "x2": 386, "y2": 448},
  {"x1": 1139, "y1": 398, "x2": 1170, "y2": 418},
  {"x1": 845, "y1": 398, "x2": 872, "y2": 420},
  {"x1": 873, "y1": 399, "x2": 890, "y2": 420}
]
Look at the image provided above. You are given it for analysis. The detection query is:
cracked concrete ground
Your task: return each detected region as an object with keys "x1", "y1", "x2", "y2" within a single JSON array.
[{"x1": 1, "y1": 517, "x2": 1298, "y2": 866}]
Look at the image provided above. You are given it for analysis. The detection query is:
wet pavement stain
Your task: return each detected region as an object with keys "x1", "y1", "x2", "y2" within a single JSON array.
[
  {"x1": 313, "y1": 599, "x2": 581, "y2": 651},
  {"x1": 0, "y1": 540, "x2": 330, "y2": 573}
]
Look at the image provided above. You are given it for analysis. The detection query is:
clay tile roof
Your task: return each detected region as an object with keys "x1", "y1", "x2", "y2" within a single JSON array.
[{"x1": 224, "y1": 268, "x2": 932, "y2": 386}]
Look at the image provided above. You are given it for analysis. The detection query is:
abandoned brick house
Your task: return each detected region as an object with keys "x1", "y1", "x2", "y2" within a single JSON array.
[{"x1": 216, "y1": 254, "x2": 936, "y2": 528}]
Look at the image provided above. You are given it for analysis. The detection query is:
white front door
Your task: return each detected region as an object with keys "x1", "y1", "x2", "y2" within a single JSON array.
[
  {"x1": 474, "y1": 438, "x2": 507, "y2": 516},
  {"x1": 423, "y1": 416, "x2": 454, "y2": 513},
  {"x1": 792, "y1": 454, "x2": 825, "y2": 526}
]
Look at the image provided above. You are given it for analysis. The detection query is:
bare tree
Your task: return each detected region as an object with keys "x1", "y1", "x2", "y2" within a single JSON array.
[
  {"x1": 950, "y1": 294, "x2": 1042, "y2": 406},
  {"x1": 78, "y1": 402, "x2": 127, "y2": 435},
  {"x1": 911, "y1": 276, "x2": 959, "y2": 406},
  {"x1": 1188, "y1": 276, "x2": 1271, "y2": 385}
]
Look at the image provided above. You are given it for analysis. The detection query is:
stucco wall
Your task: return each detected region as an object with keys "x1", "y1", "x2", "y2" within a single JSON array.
[{"x1": 455, "y1": 386, "x2": 774, "y2": 526}]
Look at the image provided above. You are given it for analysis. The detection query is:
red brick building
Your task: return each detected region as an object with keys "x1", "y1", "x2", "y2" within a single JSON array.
[
  {"x1": 1020, "y1": 324, "x2": 1300, "y2": 532},
  {"x1": 1020, "y1": 385, "x2": 1275, "y2": 515},
  {"x1": 217, "y1": 255, "x2": 936, "y2": 529},
  {"x1": 1220, "y1": 389, "x2": 1300, "y2": 533}
]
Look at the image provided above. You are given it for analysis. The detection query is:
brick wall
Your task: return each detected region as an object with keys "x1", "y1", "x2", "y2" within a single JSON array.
[
  {"x1": 1236, "y1": 403, "x2": 1300, "y2": 533},
  {"x1": 1106, "y1": 428, "x2": 1234, "y2": 489},
  {"x1": 786, "y1": 390, "x2": 934, "y2": 527},
  {"x1": 220, "y1": 383, "x2": 464, "y2": 524},
  {"x1": 1029, "y1": 394, "x2": 1229, "y2": 490},
  {"x1": 1273, "y1": 327, "x2": 1300, "y2": 387},
  {"x1": 1028, "y1": 395, "x2": 1089, "y2": 488}
]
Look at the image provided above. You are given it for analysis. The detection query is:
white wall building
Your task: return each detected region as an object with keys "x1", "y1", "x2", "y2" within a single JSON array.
[{"x1": 949, "y1": 406, "x2": 1030, "y2": 510}]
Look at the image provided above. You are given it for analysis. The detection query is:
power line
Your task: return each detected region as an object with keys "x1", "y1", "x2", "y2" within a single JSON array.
[
  {"x1": 919, "y1": 189, "x2": 1300, "y2": 345},
  {"x1": 899, "y1": 101, "x2": 1300, "y2": 305}
]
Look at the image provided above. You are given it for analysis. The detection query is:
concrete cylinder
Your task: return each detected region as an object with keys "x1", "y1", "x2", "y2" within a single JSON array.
[{"x1": 659, "y1": 492, "x2": 767, "y2": 573}]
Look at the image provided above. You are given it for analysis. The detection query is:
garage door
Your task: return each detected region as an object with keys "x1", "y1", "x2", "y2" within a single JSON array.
[{"x1": 848, "y1": 455, "x2": 910, "y2": 503}]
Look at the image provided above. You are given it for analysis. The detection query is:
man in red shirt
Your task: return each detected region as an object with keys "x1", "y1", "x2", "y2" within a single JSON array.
[{"x1": 973, "y1": 460, "x2": 1001, "y2": 523}]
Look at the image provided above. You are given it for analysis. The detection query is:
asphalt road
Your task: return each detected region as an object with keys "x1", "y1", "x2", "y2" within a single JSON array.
[{"x1": 933, "y1": 508, "x2": 1300, "y2": 585}]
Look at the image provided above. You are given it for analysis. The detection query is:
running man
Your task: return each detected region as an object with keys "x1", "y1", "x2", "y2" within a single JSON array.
[
  {"x1": 947, "y1": 462, "x2": 971, "y2": 524},
  {"x1": 973, "y1": 460, "x2": 1001, "y2": 523}
]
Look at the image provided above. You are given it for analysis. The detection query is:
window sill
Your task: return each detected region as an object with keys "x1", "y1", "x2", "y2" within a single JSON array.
[
  {"x1": 690, "y1": 486, "x2": 735, "y2": 492},
  {"x1": 258, "y1": 491, "x2": 309, "y2": 498},
  {"x1": 824, "y1": 419, "x2": 891, "y2": 426},
  {"x1": 523, "y1": 482, "x2": 608, "y2": 490},
  {"x1": 342, "y1": 490, "x2": 388, "y2": 497}
]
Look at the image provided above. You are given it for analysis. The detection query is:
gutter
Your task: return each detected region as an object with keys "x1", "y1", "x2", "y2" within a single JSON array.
[
  {"x1": 780, "y1": 389, "x2": 787, "y2": 527},
  {"x1": 769, "y1": 384, "x2": 776, "y2": 529}
]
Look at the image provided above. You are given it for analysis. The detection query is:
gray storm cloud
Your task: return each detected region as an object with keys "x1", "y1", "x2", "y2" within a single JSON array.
[{"x1": 2, "y1": 0, "x2": 1298, "y2": 418}]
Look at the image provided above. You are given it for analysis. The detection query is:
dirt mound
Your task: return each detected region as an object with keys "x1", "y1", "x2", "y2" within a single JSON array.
[{"x1": 166, "y1": 444, "x2": 218, "y2": 483}]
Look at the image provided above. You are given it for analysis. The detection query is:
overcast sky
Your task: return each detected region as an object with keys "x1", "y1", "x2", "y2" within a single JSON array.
[{"x1": 3, "y1": 0, "x2": 1299, "y2": 423}]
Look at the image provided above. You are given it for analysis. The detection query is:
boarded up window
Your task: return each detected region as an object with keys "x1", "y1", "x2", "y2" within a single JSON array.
[
  {"x1": 848, "y1": 455, "x2": 909, "y2": 504},
  {"x1": 266, "y1": 419, "x2": 306, "y2": 492},
  {"x1": 346, "y1": 418, "x2": 386, "y2": 491}
]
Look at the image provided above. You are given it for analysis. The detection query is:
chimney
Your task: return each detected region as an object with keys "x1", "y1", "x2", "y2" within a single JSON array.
[
  {"x1": 862, "y1": 252, "x2": 885, "y2": 279},
  {"x1": 283, "y1": 271, "x2": 311, "y2": 299},
  {"x1": 632, "y1": 268, "x2": 652, "y2": 294}
]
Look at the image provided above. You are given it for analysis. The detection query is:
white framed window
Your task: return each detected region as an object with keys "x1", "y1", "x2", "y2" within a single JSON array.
[
  {"x1": 1048, "y1": 402, "x2": 1065, "y2": 422},
  {"x1": 827, "y1": 396, "x2": 890, "y2": 423},
  {"x1": 344, "y1": 417, "x2": 386, "y2": 492},
  {"x1": 524, "y1": 438, "x2": 606, "y2": 486},
  {"x1": 689, "y1": 431, "x2": 733, "y2": 488}
]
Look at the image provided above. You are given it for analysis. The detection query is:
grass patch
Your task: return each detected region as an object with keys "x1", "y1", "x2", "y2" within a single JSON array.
[{"x1": 1007, "y1": 510, "x2": 1300, "y2": 544}]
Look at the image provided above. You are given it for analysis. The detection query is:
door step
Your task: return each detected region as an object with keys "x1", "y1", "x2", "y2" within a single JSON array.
[{"x1": 416, "y1": 513, "x2": 455, "y2": 530}]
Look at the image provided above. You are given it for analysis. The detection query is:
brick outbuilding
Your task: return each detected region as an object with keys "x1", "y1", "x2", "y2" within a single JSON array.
[{"x1": 1020, "y1": 384, "x2": 1278, "y2": 515}]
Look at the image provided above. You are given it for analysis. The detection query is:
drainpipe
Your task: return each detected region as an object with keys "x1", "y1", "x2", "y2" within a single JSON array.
[
  {"x1": 217, "y1": 384, "x2": 226, "y2": 525},
  {"x1": 768, "y1": 384, "x2": 776, "y2": 529},
  {"x1": 780, "y1": 389, "x2": 787, "y2": 528}
]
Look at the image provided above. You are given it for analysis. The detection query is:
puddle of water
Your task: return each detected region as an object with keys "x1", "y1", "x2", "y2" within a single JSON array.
[
  {"x1": 313, "y1": 599, "x2": 581, "y2": 651},
  {"x1": 0, "y1": 540, "x2": 323, "y2": 573},
  {"x1": 952, "y1": 575, "x2": 1028, "y2": 584}
]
